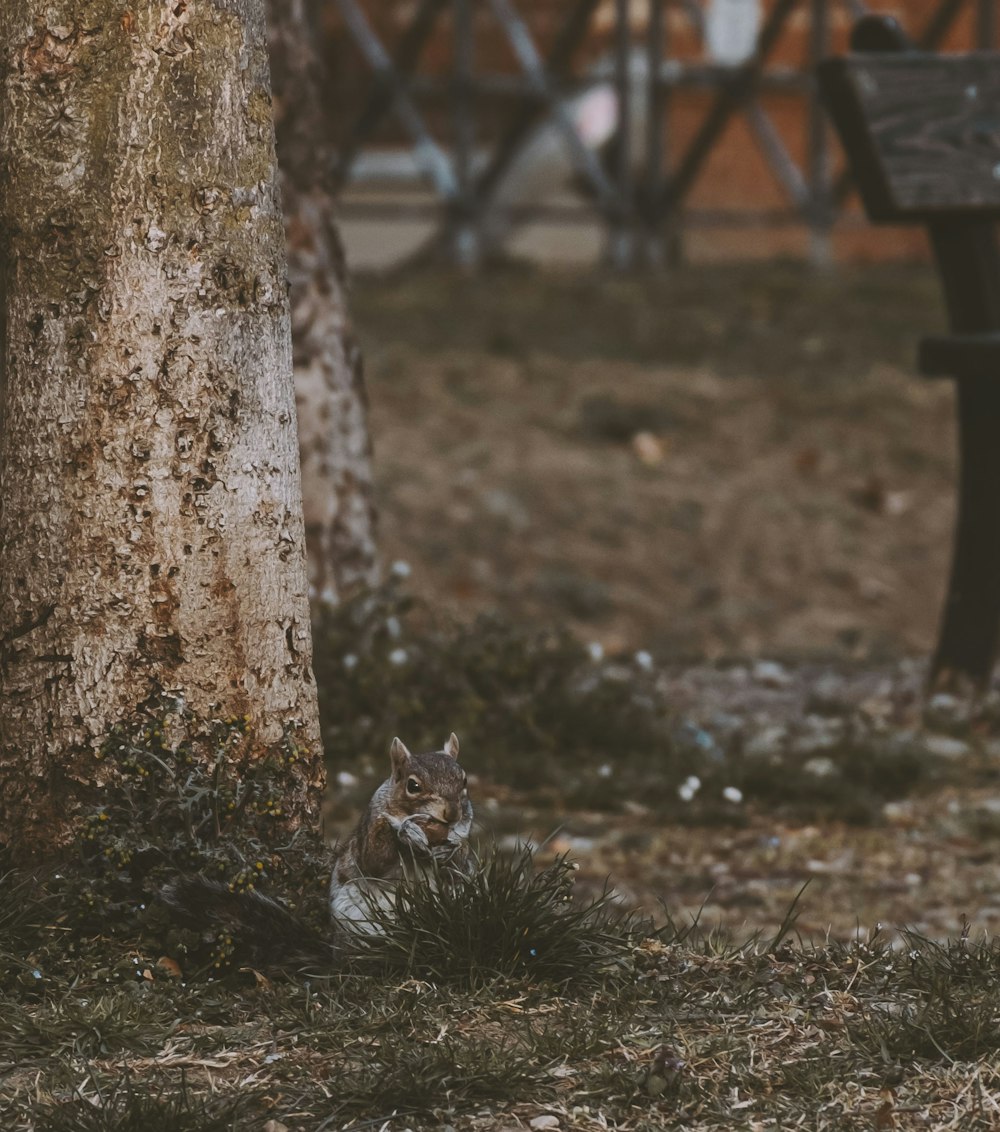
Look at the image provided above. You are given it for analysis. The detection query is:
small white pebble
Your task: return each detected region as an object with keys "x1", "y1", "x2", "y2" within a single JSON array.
[
  {"x1": 389, "y1": 648, "x2": 409, "y2": 666},
  {"x1": 342, "y1": 653, "x2": 358, "y2": 670},
  {"x1": 587, "y1": 641, "x2": 604, "y2": 662},
  {"x1": 529, "y1": 1116, "x2": 560, "y2": 1131},
  {"x1": 390, "y1": 559, "x2": 412, "y2": 579},
  {"x1": 722, "y1": 786, "x2": 743, "y2": 804},
  {"x1": 336, "y1": 771, "x2": 359, "y2": 788},
  {"x1": 678, "y1": 775, "x2": 701, "y2": 802},
  {"x1": 634, "y1": 649, "x2": 654, "y2": 671},
  {"x1": 386, "y1": 616, "x2": 402, "y2": 639},
  {"x1": 597, "y1": 763, "x2": 612, "y2": 778},
  {"x1": 803, "y1": 756, "x2": 836, "y2": 778},
  {"x1": 752, "y1": 659, "x2": 792, "y2": 688}
]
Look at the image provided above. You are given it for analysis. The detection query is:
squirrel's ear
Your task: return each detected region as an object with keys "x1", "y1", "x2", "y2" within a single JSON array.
[
  {"x1": 444, "y1": 732, "x2": 460, "y2": 759},
  {"x1": 389, "y1": 737, "x2": 412, "y2": 779}
]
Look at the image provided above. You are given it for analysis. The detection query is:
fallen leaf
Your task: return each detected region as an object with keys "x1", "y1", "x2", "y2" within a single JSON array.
[
  {"x1": 795, "y1": 447, "x2": 820, "y2": 475},
  {"x1": 632, "y1": 431, "x2": 665, "y2": 466}
]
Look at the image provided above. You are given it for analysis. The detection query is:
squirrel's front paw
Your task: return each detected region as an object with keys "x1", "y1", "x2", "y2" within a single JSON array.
[{"x1": 390, "y1": 814, "x2": 432, "y2": 853}]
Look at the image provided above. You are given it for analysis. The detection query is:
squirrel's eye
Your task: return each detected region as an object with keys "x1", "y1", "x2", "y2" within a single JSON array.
[{"x1": 405, "y1": 777, "x2": 421, "y2": 795}]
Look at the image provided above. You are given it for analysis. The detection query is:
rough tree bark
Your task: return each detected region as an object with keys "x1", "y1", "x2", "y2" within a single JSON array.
[
  {"x1": 0, "y1": 0, "x2": 324, "y2": 859},
  {"x1": 266, "y1": 0, "x2": 379, "y2": 602}
]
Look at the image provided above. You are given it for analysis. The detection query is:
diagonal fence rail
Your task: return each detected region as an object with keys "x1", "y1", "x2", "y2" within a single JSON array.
[{"x1": 330, "y1": 0, "x2": 996, "y2": 267}]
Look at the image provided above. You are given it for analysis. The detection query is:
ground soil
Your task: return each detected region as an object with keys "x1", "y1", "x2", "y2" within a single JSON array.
[
  {"x1": 348, "y1": 260, "x2": 1000, "y2": 943},
  {"x1": 353, "y1": 261, "x2": 951, "y2": 662}
]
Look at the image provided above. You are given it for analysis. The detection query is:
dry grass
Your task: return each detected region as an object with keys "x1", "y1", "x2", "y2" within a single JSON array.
[{"x1": 6, "y1": 887, "x2": 1000, "y2": 1131}]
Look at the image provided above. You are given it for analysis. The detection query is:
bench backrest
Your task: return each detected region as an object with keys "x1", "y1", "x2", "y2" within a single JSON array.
[{"x1": 819, "y1": 52, "x2": 1000, "y2": 222}]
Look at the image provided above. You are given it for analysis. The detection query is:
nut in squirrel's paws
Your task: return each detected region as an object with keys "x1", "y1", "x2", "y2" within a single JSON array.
[{"x1": 414, "y1": 814, "x2": 451, "y2": 846}]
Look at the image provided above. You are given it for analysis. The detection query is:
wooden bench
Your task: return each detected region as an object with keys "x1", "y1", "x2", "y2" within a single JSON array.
[{"x1": 819, "y1": 14, "x2": 1000, "y2": 690}]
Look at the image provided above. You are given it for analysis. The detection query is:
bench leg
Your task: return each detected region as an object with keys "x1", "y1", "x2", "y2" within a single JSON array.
[{"x1": 930, "y1": 377, "x2": 1000, "y2": 689}]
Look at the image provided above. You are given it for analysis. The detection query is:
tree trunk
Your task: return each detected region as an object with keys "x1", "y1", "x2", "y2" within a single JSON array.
[
  {"x1": 266, "y1": 0, "x2": 379, "y2": 602},
  {"x1": 0, "y1": 0, "x2": 323, "y2": 860}
]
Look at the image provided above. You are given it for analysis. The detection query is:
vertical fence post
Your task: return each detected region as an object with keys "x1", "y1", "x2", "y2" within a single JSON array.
[
  {"x1": 977, "y1": 0, "x2": 997, "y2": 50},
  {"x1": 807, "y1": 0, "x2": 832, "y2": 266},
  {"x1": 643, "y1": 0, "x2": 671, "y2": 266},
  {"x1": 608, "y1": 0, "x2": 635, "y2": 267},
  {"x1": 452, "y1": 0, "x2": 479, "y2": 266}
]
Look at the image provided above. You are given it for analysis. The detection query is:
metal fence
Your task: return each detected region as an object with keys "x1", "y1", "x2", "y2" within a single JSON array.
[{"x1": 330, "y1": 0, "x2": 998, "y2": 267}]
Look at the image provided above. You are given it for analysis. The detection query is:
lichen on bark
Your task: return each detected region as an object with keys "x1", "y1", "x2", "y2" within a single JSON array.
[{"x1": 0, "y1": 0, "x2": 324, "y2": 861}]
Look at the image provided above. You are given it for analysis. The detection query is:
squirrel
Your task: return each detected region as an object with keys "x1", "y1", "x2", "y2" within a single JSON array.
[
  {"x1": 329, "y1": 732, "x2": 473, "y2": 934},
  {"x1": 161, "y1": 733, "x2": 473, "y2": 970}
]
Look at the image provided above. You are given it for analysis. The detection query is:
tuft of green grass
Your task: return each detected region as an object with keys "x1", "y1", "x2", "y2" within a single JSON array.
[
  {"x1": 31, "y1": 1074, "x2": 248, "y2": 1132},
  {"x1": 343, "y1": 844, "x2": 643, "y2": 987},
  {"x1": 1, "y1": 700, "x2": 334, "y2": 980},
  {"x1": 846, "y1": 924, "x2": 1000, "y2": 1063}
]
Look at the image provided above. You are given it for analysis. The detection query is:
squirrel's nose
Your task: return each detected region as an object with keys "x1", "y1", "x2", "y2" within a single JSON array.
[{"x1": 445, "y1": 801, "x2": 460, "y2": 825}]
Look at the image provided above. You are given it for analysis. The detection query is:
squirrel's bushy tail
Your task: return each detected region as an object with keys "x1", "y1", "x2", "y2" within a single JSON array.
[{"x1": 161, "y1": 876, "x2": 339, "y2": 974}]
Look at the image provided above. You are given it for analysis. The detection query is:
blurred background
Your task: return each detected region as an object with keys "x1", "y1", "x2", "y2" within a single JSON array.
[
  {"x1": 310, "y1": 0, "x2": 1000, "y2": 938},
  {"x1": 325, "y1": 0, "x2": 992, "y2": 268},
  {"x1": 316, "y1": 0, "x2": 996, "y2": 661}
]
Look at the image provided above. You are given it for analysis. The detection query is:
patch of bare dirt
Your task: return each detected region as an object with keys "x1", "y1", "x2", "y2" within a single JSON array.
[
  {"x1": 356, "y1": 263, "x2": 954, "y2": 662},
  {"x1": 515, "y1": 792, "x2": 1000, "y2": 942}
]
